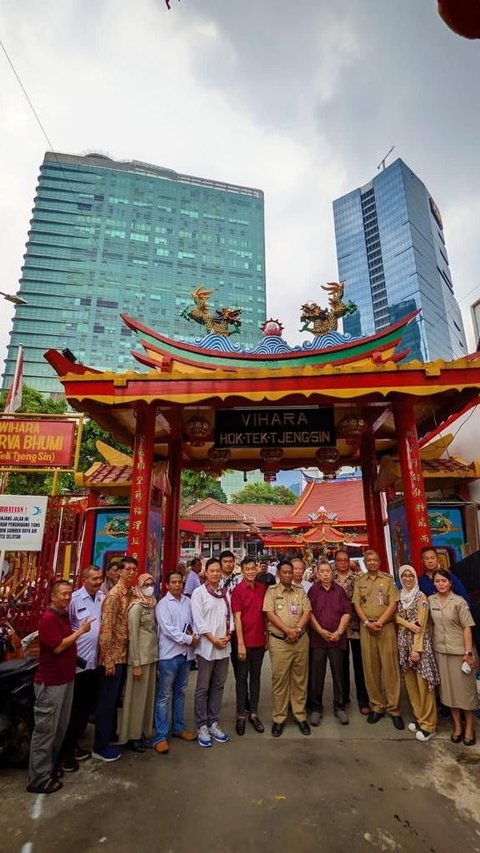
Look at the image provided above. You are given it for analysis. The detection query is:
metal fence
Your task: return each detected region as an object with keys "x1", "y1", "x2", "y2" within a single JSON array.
[{"x1": 0, "y1": 495, "x2": 87, "y2": 635}]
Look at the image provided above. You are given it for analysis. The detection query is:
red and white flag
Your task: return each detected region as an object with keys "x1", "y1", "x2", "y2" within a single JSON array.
[{"x1": 4, "y1": 345, "x2": 24, "y2": 413}]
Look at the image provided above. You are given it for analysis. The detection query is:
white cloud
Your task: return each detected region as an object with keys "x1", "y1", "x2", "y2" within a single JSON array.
[{"x1": 1, "y1": 0, "x2": 479, "y2": 386}]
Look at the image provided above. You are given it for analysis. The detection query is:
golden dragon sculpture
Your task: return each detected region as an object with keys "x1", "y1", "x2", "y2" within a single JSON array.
[
  {"x1": 180, "y1": 286, "x2": 242, "y2": 336},
  {"x1": 299, "y1": 282, "x2": 357, "y2": 335}
]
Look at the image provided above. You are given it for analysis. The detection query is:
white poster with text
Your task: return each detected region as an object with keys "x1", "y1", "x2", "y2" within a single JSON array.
[{"x1": 0, "y1": 495, "x2": 48, "y2": 551}]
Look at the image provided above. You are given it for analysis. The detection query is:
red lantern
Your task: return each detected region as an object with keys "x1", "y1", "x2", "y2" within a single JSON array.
[
  {"x1": 316, "y1": 447, "x2": 340, "y2": 480},
  {"x1": 337, "y1": 414, "x2": 367, "y2": 445},
  {"x1": 438, "y1": 1, "x2": 480, "y2": 39},
  {"x1": 260, "y1": 448, "x2": 283, "y2": 482},
  {"x1": 184, "y1": 415, "x2": 212, "y2": 446}
]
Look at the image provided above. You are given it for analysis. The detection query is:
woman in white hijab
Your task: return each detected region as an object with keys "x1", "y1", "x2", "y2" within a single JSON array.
[{"x1": 395, "y1": 565, "x2": 440, "y2": 742}]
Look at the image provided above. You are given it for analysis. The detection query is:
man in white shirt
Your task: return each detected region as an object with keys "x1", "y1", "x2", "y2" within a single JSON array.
[
  {"x1": 60, "y1": 565, "x2": 104, "y2": 770},
  {"x1": 191, "y1": 557, "x2": 231, "y2": 748},
  {"x1": 184, "y1": 557, "x2": 202, "y2": 597},
  {"x1": 292, "y1": 556, "x2": 313, "y2": 594},
  {"x1": 153, "y1": 571, "x2": 198, "y2": 755}
]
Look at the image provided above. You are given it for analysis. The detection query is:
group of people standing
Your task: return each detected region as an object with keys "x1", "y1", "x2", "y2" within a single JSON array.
[{"x1": 26, "y1": 544, "x2": 477, "y2": 794}]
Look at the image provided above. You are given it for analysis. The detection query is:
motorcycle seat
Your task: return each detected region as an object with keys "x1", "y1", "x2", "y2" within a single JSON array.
[{"x1": 0, "y1": 657, "x2": 38, "y2": 681}]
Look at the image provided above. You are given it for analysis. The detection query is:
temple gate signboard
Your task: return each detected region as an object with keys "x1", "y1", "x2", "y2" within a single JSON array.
[
  {"x1": 0, "y1": 418, "x2": 76, "y2": 467},
  {"x1": 214, "y1": 407, "x2": 335, "y2": 449}
]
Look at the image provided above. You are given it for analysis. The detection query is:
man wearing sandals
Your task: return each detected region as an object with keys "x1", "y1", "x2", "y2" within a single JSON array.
[{"x1": 27, "y1": 580, "x2": 93, "y2": 794}]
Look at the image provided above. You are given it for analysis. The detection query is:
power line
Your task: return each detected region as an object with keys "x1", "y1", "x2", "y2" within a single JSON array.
[
  {"x1": 0, "y1": 39, "x2": 55, "y2": 151},
  {"x1": 0, "y1": 37, "x2": 126, "y2": 291}
]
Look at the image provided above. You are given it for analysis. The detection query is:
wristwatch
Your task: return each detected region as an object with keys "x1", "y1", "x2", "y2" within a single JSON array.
[{"x1": 364, "y1": 620, "x2": 370, "y2": 626}]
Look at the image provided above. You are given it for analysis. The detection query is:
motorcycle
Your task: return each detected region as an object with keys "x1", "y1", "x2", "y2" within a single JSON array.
[{"x1": 0, "y1": 614, "x2": 38, "y2": 767}]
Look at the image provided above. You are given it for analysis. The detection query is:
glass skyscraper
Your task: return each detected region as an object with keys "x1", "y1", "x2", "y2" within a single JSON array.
[
  {"x1": 333, "y1": 158, "x2": 467, "y2": 362},
  {"x1": 2, "y1": 152, "x2": 267, "y2": 394}
]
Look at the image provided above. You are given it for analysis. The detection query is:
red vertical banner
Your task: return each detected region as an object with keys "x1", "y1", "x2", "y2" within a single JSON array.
[
  {"x1": 162, "y1": 436, "x2": 183, "y2": 593},
  {"x1": 393, "y1": 398, "x2": 431, "y2": 574},
  {"x1": 127, "y1": 405, "x2": 156, "y2": 570},
  {"x1": 360, "y1": 431, "x2": 389, "y2": 570}
]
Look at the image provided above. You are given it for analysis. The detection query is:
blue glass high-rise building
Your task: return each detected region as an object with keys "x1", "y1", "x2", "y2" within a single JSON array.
[
  {"x1": 333, "y1": 158, "x2": 466, "y2": 362},
  {"x1": 2, "y1": 152, "x2": 267, "y2": 394}
]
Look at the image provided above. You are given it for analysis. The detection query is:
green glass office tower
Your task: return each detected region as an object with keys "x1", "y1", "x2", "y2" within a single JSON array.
[{"x1": 3, "y1": 152, "x2": 267, "y2": 394}]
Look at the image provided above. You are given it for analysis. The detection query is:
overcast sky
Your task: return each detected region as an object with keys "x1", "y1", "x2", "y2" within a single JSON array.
[{"x1": 1, "y1": 0, "x2": 479, "y2": 384}]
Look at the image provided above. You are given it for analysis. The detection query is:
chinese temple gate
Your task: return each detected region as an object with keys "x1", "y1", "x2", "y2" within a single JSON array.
[{"x1": 44, "y1": 286, "x2": 480, "y2": 580}]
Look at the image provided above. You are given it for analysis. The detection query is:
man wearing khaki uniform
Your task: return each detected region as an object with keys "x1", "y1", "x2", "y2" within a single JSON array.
[
  {"x1": 352, "y1": 549, "x2": 405, "y2": 730},
  {"x1": 263, "y1": 560, "x2": 311, "y2": 737}
]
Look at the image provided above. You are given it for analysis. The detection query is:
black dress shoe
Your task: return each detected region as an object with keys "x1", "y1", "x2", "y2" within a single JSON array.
[
  {"x1": 450, "y1": 731, "x2": 463, "y2": 744},
  {"x1": 130, "y1": 739, "x2": 146, "y2": 752},
  {"x1": 367, "y1": 711, "x2": 385, "y2": 724},
  {"x1": 463, "y1": 733, "x2": 476, "y2": 747},
  {"x1": 271, "y1": 722, "x2": 284, "y2": 737},
  {"x1": 249, "y1": 714, "x2": 265, "y2": 733},
  {"x1": 236, "y1": 717, "x2": 246, "y2": 736},
  {"x1": 297, "y1": 720, "x2": 311, "y2": 736},
  {"x1": 391, "y1": 715, "x2": 405, "y2": 731}
]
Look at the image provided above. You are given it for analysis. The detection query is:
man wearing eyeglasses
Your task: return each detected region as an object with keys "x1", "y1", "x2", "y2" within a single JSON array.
[{"x1": 93, "y1": 556, "x2": 137, "y2": 762}]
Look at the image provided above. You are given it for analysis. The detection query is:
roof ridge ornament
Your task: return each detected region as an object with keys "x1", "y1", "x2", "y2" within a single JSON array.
[
  {"x1": 180, "y1": 286, "x2": 242, "y2": 337},
  {"x1": 300, "y1": 281, "x2": 357, "y2": 336}
]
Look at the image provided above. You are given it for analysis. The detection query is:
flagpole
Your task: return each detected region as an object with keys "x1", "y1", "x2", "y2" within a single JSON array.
[
  {"x1": 1, "y1": 344, "x2": 24, "y2": 493},
  {"x1": 4, "y1": 344, "x2": 24, "y2": 414}
]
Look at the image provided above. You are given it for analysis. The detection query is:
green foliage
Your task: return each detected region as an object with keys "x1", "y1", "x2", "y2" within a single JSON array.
[
  {"x1": 230, "y1": 482, "x2": 297, "y2": 505},
  {"x1": 0, "y1": 385, "x2": 67, "y2": 416},
  {"x1": 0, "y1": 384, "x2": 130, "y2": 496},
  {"x1": 76, "y1": 419, "x2": 130, "y2": 473},
  {"x1": 181, "y1": 470, "x2": 227, "y2": 513}
]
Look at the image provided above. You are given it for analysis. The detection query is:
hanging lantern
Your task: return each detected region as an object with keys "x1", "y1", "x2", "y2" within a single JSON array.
[
  {"x1": 184, "y1": 415, "x2": 211, "y2": 446},
  {"x1": 316, "y1": 447, "x2": 340, "y2": 479},
  {"x1": 207, "y1": 447, "x2": 231, "y2": 475},
  {"x1": 260, "y1": 448, "x2": 283, "y2": 482},
  {"x1": 337, "y1": 414, "x2": 367, "y2": 444},
  {"x1": 438, "y1": 1, "x2": 480, "y2": 39}
]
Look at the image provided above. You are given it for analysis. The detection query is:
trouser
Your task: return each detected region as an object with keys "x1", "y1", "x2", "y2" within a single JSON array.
[
  {"x1": 194, "y1": 656, "x2": 229, "y2": 729},
  {"x1": 61, "y1": 667, "x2": 100, "y2": 762},
  {"x1": 154, "y1": 654, "x2": 191, "y2": 742},
  {"x1": 28, "y1": 681, "x2": 74, "y2": 786},
  {"x1": 359, "y1": 622, "x2": 401, "y2": 715},
  {"x1": 269, "y1": 633, "x2": 309, "y2": 723},
  {"x1": 308, "y1": 645, "x2": 345, "y2": 713},
  {"x1": 342, "y1": 637, "x2": 370, "y2": 707},
  {"x1": 404, "y1": 669, "x2": 437, "y2": 733},
  {"x1": 94, "y1": 664, "x2": 126, "y2": 752},
  {"x1": 235, "y1": 646, "x2": 265, "y2": 715}
]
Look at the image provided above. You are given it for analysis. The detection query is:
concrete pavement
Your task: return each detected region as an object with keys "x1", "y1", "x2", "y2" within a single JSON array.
[{"x1": 1, "y1": 661, "x2": 479, "y2": 853}]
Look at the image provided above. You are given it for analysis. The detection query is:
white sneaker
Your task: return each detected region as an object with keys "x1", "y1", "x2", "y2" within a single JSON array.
[
  {"x1": 408, "y1": 722, "x2": 418, "y2": 733},
  {"x1": 197, "y1": 725, "x2": 212, "y2": 748},
  {"x1": 208, "y1": 722, "x2": 230, "y2": 743},
  {"x1": 416, "y1": 729, "x2": 435, "y2": 742}
]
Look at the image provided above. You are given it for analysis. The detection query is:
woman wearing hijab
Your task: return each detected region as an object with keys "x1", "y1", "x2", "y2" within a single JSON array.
[
  {"x1": 118, "y1": 573, "x2": 158, "y2": 751},
  {"x1": 430, "y1": 568, "x2": 477, "y2": 746},
  {"x1": 395, "y1": 565, "x2": 440, "y2": 742}
]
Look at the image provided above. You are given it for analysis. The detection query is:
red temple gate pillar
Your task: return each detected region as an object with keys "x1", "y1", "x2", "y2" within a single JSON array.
[
  {"x1": 162, "y1": 436, "x2": 183, "y2": 592},
  {"x1": 127, "y1": 404, "x2": 156, "y2": 569},
  {"x1": 360, "y1": 431, "x2": 389, "y2": 569},
  {"x1": 393, "y1": 398, "x2": 431, "y2": 573}
]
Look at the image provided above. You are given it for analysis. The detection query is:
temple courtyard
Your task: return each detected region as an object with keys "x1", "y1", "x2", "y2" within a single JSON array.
[{"x1": 1, "y1": 663, "x2": 479, "y2": 853}]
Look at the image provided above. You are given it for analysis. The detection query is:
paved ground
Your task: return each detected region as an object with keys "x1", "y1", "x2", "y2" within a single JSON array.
[{"x1": 1, "y1": 663, "x2": 480, "y2": 853}]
